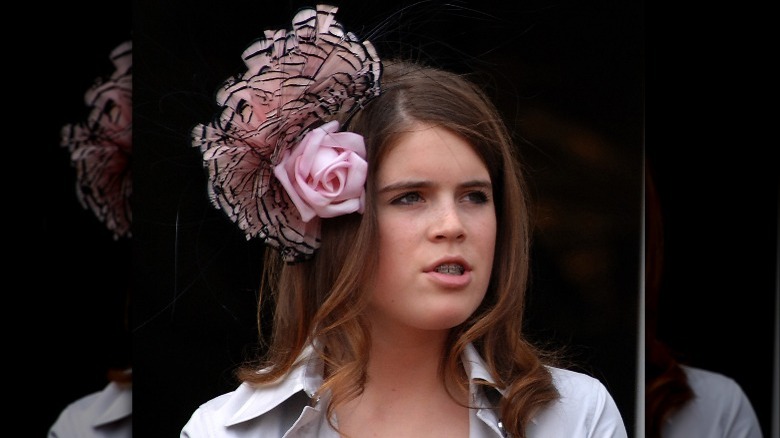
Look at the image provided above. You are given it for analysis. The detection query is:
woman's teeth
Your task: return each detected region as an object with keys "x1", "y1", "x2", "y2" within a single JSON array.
[{"x1": 435, "y1": 263, "x2": 465, "y2": 275}]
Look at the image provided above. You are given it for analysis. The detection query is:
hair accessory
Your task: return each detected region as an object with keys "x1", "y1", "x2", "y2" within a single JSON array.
[
  {"x1": 192, "y1": 4, "x2": 381, "y2": 263},
  {"x1": 61, "y1": 40, "x2": 133, "y2": 239}
]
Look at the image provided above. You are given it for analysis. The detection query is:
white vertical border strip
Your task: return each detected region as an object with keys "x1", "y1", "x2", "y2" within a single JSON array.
[{"x1": 635, "y1": 140, "x2": 646, "y2": 438}]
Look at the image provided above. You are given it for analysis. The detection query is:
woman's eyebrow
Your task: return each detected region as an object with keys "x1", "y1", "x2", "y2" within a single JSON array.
[
  {"x1": 378, "y1": 180, "x2": 432, "y2": 194},
  {"x1": 461, "y1": 179, "x2": 492, "y2": 190},
  {"x1": 378, "y1": 179, "x2": 492, "y2": 194}
]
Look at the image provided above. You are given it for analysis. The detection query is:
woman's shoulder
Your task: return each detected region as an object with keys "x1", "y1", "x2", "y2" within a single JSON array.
[
  {"x1": 181, "y1": 382, "x2": 256, "y2": 432},
  {"x1": 182, "y1": 351, "x2": 322, "y2": 436},
  {"x1": 49, "y1": 381, "x2": 132, "y2": 438},
  {"x1": 678, "y1": 364, "x2": 758, "y2": 412},
  {"x1": 663, "y1": 365, "x2": 762, "y2": 437},
  {"x1": 679, "y1": 364, "x2": 742, "y2": 393},
  {"x1": 182, "y1": 381, "x2": 314, "y2": 437},
  {"x1": 527, "y1": 366, "x2": 628, "y2": 437},
  {"x1": 546, "y1": 366, "x2": 611, "y2": 398}
]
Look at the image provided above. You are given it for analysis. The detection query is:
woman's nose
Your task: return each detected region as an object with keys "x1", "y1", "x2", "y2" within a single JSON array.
[{"x1": 430, "y1": 202, "x2": 466, "y2": 241}]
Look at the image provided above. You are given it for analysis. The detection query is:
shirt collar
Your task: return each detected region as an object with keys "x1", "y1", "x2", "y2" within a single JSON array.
[
  {"x1": 224, "y1": 344, "x2": 322, "y2": 426},
  {"x1": 223, "y1": 342, "x2": 501, "y2": 426},
  {"x1": 462, "y1": 343, "x2": 502, "y2": 393},
  {"x1": 89, "y1": 380, "x2": 133, "y2": 427}
]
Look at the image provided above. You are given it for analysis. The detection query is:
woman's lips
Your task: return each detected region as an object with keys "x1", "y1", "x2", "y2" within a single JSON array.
[
  {"x1": 425, "y1": 258, "x2": 472, "y2": 288},
  {"x1": 426, "y1": 269, "x2": 472, "y2": 288}
]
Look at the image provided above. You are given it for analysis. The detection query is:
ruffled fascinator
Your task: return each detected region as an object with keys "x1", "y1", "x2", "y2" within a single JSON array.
[
  {"x1": 61, "y1": 40, "x2": 133, "y2": 239},
  {"x1": 192, "y1": 4, "x2": 382, "y2": 263}
]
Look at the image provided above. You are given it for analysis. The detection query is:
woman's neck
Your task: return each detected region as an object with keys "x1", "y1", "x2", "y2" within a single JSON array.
[
  {"x1": 370, "y1": 334, "x2": 447, "y2": 390},
  {"x1": 333, "y1": 328, "x2": 469, "y2": 438}
]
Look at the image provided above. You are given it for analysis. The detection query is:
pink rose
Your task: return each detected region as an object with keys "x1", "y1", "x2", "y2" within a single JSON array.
[{"x1": 273, "y1": 120, "x2": 367, "y2": 222}]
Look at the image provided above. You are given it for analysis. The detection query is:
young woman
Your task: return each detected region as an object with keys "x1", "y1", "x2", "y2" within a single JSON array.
[{"x1": 182, "y1": 5, "x2": 627, "y2": 437}]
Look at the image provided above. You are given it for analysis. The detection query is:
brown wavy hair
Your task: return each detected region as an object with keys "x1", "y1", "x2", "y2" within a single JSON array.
[{"x1": 237, "y1": 59, "x2": 559, "y2": 437}]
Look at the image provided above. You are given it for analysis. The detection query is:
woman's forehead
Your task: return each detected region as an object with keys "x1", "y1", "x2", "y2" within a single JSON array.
[{"x1": 376, "y1": 126, "x2": 488, "y2": 183}]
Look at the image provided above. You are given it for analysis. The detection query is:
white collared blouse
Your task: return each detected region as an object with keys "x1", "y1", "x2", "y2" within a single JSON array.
[
  {"x1": 661, "y1": 365, "x2": 763, "y2": 438},
  {"x1": 181, "y1": 344, "x2": 627, "y2": 437},
  {"x1": 48, "y1": 379, "x2": 132, "y2": 438}
]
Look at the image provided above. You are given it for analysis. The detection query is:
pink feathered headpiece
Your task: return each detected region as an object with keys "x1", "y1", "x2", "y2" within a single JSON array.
[
  {"x1": 61, "y1": 40, "x2": 133, "y2": 240},
  {"x1": 192, "y1": 4, "x2": 382, "y2": 263}
]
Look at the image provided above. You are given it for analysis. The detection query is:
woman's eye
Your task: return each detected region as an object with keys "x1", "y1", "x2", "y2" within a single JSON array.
[
  {"x1": 392, "y1": 192, "x2": 423, "y2": 205},
  {"x1": 464, "y1": 190, "x2": 490, "y2": 204}
]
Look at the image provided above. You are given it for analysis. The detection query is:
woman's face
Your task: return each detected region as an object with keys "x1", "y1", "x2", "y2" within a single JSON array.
[{"x1": 367, "y1": 124, "x2": 497, "y2": 338}]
